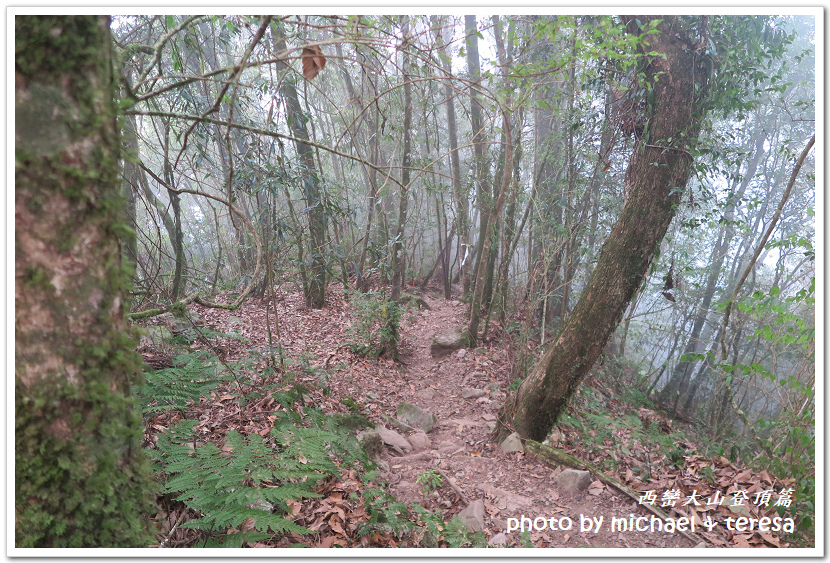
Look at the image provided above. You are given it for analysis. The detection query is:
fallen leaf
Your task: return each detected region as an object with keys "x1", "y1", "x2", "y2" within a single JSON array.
[{"x1": 240, "y1": 517, "x2": 256, "y2": 532}]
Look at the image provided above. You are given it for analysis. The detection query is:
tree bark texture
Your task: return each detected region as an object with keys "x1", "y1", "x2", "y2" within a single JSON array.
[
  {"x1": 15, "y1": 15, "x2": 155, "y2": 546},
  {"x1": 501, "y1": 16, "x2": 709, "y2": 441}
]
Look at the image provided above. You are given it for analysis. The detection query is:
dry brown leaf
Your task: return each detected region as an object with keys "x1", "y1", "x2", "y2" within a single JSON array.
[
  {"x1": 301, "y1": 45, "x2": 326, "y2": 81},
  {"x1": 759, "y1": 531, "x2": 780, "y2": 547},
  {"x1": 240, "y1": 517, "x2": 256, "y2": 532},
  {"x1": 329, "y1": 515, "x2": 346, "y2": 535},
  {"x1": 735, "y1": 469, "x2": 753, "y2": 482},
  {"x1": 317, "y1": 535, "x2": 337, "y2": 548}
]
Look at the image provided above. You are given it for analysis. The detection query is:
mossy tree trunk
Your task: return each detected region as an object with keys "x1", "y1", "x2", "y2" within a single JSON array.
[
  {"x1": 15, "y1": 15, "x2": 156, "y2": 547},
  {"x1": 499, "y1": 16, "x2": 711, "y2": 441}
]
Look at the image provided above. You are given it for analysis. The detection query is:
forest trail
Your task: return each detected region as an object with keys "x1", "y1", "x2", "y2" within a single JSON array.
[
  {"x1": 137, "y1": 285, "x2": 798, "y2": 549},
  {"x1": 180, "y1": 287, "x2": 700, "y2": 547},
  {"x1": 300, "y1": 289, "x2": 694, "y2": 548}
]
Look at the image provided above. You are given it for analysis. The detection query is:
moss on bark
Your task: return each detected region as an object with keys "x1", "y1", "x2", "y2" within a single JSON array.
[{"x1": 15, "y1": 15, "x2": 156, "y2": 547}]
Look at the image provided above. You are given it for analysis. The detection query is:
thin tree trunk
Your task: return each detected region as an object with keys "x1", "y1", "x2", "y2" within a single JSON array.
[
  {"x1": 431, "y1": 16, "x2": 469, "y2": 299},
  {"x1": 273, "y1": 32, "x2": 328, "y2": 307},
  {"x1": 467, "y1": 111, "x2": 513, "y2": 346},
  {"x1": 657, "y1": 130, "x2": 767, "y2": 407},
  {"x1": 390, "y1": 17, "x2": 412, "y2": 302},
  {"x1": 465, "y1": 15, "x2": 491, "y2": 299}
]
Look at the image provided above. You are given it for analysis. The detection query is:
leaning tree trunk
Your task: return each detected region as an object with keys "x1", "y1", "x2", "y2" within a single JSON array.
[
  {"x1": 499, "y1": 16, "x2": 711, "y2": 441},
  {"x1": 15, "y1": 15, "x2": 155, "y2": 547}
]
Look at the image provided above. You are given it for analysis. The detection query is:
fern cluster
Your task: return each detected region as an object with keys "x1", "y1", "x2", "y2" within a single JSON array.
[
  {"x1": 136, "y1": 353, "x2": 229, "y2": 415},
  {"x1": 138, "y1": 341, "x2": 489, "y2": 548},
  {"x1": 149, "y1": 402, "x2": 375, "y2": 547}
]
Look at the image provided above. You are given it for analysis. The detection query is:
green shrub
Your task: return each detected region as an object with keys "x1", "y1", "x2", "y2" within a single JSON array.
[{"x1": 346, "y1": 292, "x2": 402, "y2": 359}]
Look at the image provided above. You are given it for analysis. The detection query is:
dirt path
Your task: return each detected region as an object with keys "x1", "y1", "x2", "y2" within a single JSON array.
[{"x1": 325, "y1": 293, "x2": 695, "y2": 548}]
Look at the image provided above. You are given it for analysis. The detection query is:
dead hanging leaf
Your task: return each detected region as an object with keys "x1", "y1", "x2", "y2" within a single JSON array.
[
  {"x1": 302, "y1": 45, "x2": 326, "y2": 81},
  {"x1": 661, "y1": 291, "x2": 676, "y2": 303},
  {"x1": 663, "y1": 258, "x2": 675, "y2": 290}
]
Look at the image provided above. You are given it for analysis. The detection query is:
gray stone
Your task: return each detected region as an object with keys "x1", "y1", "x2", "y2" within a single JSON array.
[
  {"x1": 408, "y1": 431, "x2": 432, "y2": 452},
  {"x1": 430, "y1": 328, "x2": 468, "y2": 357},
  {"x1": 437, "y1": 440, "x2": 458, "y2": 453},
  {"x1": 456, "y1": 349, "x2": 468, "y2": 358},
  {"x1": 171, "y1": 318, "x2": 193, "y2": 332},
  {"x1": 478, "y1": 485, "x2": 534, "y2": 512},
  {"x1": 462, "y1": 388, "x2": 486, "y2": 399},
  {"x1": 416, "y1": 525, "x2": 440, "y2": 548},
  {"x1": 546, "y1": 430, "x2": 563, "y2": 443},
  {"x1": 499, "y1": 432, "x2": 524, "y2": 453},
  {"x1": 357, "y1": 429, "x2": 384, "y2": 458},
  {"x1": 375, "y1": 426, "x2": 413, "y2": 453},
  {"x1": 397, "y1": 402, "x2": 437, "y2": 433},
  {"x1": 414, "y1": 388, "x2": 436, "y2": 400},
  {"x1": 159, "y1": 310, "x2": 200, "y2": 332},
  {"x1": 249, "y1": 496, "x2": 274, "y2": 513},
  {"x1": 554, "y1": 468, "x2": 593, "y2": 494},
  {"x1": 140, "y1": 325, "x2": 173, "y2": 347},
  {"x1": 488, "y1": 532, "x2": 508, "y2": 546},
  {"x1": 457, "y1": 499, "x2": 486, "y2": 532},
  {"x1": 447, "y1": 418, "x2": 482, "y2": 428},
  {"x1": 451, "y1": 300, "x2": 462, "y2": 306}
]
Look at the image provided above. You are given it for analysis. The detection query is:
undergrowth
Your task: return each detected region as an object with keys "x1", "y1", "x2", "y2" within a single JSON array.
[
  {"x1": 139, "y1": 329, "x2": 488, "y2": 548},
  {"x1": 345, "y1": 291, "x2": 402, "y2": 359}
]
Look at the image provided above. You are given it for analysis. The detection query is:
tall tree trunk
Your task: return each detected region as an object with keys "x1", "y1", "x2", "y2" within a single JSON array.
[
  {"x1": 120, "y1": 117, "x2": 139, "y2": 272},
  {"x1": 162, "y1": 124, "x2": 186, "y2": 300},
  {"x1": 390, "y1": 17, "x2": 412, "y2": 302},
  {"x1": 465, "y1": 15, "x2": 490, "y2": 299},
  {"x1": 15, "y1": 15, "x2": 155, "y2": 546},
  {"x1": 499, "y1": 16, "x2": 711, "y2": 441},
  {"x1": 431, "y1": 15, "x2": 469, "y2": 297},
  {"x1": 495, "y1": 107, "x2": 525, "y2": 324},
  {"x1": 124, "y1": 113, "x2": 186, "y2": 300},
  {"x1": 273, "y1": 32, "x2": 328, "y2": 307}
]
